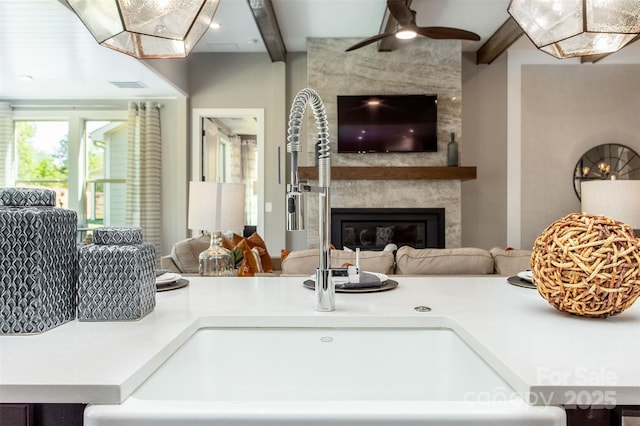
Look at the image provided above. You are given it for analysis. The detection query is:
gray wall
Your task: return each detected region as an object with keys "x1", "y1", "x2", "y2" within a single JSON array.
[
  {"x1": 159, "y1": 97, "x2": 188, "y2": 256},
  {"x1": 520, "y1": 64, "x2": 640, "y2": 249},
  {"x1": 285, "y1": 53, "x2": 311, "y2": 250},
  {"x1": 144, "y1": 58, "x2": 190, "y2": 96},
  {"x1": 187, "y1": 53, "x2": 287, "y2": 254},
  {"x1": 461, "y1": 52, "x2": 508, "y2": 249},
  {"x1": 461, "y1": 54, "x2": 640, "y2": 251}
]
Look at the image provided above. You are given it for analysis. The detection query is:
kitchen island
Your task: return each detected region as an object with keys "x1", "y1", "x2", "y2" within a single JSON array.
[{"x1": 1, "y1": 276, "x2": 639, "y2": 424}]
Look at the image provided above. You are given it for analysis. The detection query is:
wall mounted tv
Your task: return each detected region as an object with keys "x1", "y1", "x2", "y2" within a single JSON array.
[{"x1": 337, "y1": 94, "x2": 438, "y2": 153}]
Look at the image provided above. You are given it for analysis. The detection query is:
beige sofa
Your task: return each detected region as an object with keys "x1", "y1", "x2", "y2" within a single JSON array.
[
  {"x1": 281, "y1": 246, "x2": 531, "y2": 277},
  {"x1": 161, "y1": 234, "x2": 281, "y2": 275},
  {"x1": 162, "y1": 237, "x2": 531, "y2": 277}
]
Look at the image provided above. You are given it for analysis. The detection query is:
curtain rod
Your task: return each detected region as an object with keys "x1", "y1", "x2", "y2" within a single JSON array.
[
  {"x1": 10, "y1": 104, "x2": 125, "y2": 110},
  {"x1": 10, "y1": 103, "x2": 163, "y2": 110},
  {"x1": 130, "y1": 102, "x2": 164, "y2": 109}
]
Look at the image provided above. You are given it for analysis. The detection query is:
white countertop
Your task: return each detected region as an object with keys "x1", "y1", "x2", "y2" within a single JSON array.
[{"x1": 1, "y1": 276, "x2": 639, "y2": 406}]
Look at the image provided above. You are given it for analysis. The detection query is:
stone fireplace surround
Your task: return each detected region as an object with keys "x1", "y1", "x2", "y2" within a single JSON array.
[{"x1": 305, "y1": 37, "x2": 463, "y2": 249}]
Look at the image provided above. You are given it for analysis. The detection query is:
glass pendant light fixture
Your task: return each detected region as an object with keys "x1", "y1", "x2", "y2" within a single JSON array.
[
  {"x1": 508, "y1": 0, "x2": 640, "y2": 59},
  {"x1": 65, "y1": 0, "x2": 220, "y2": 59}
]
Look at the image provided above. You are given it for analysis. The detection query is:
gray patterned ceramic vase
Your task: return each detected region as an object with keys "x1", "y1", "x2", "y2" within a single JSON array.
[
  {"x1": 0, "y1": 187, "x2": 78, "y2": 334},
  {"x1": 78, "y1": 227, "x2": 156, "y2": 321}
]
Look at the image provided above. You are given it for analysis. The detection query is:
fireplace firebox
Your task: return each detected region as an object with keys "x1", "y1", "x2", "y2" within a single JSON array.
[{"x1": 331, "y1": 208, "x2": 445, "y2": 251}]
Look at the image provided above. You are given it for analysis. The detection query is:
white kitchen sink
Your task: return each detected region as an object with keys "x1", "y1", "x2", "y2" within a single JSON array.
[{"x1": 85, "y1": 327, "x2": 565, "y2": 425}]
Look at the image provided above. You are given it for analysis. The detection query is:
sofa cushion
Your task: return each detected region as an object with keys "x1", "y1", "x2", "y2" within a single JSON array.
[
  {"x1": 395, "y1": 246, "x2": 493, "y2": 275},
  {"x1": 490, "y1": 247, "x2": 532, "y2": 276},
  {"x1": 170, "y1": 234, "x2": 210, "y2": 273},
  {"x1": 281, "y1": 249, "x2": 395, "y2": 275}
]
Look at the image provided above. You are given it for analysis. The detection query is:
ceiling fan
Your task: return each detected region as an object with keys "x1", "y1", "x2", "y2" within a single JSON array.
[{"x1": 345, "y1": 0, "x2": 481, "y2": 52}]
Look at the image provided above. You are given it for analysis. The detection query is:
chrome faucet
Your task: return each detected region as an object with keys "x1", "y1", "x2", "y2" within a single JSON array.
[{"x1": 286, "y1": 88, "x2": 334, "y2": 312}]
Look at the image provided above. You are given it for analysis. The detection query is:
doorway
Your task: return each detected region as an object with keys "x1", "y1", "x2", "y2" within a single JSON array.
[{"x1": 192, "y1": 108, "x2": 264, "y2": 236}]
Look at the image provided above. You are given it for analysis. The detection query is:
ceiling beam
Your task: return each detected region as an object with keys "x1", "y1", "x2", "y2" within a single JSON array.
[
  {"x1": 476, "y1": 17, "x2": 524, "y2": 65},
  {"x1": 377, "y1": 0, "x2": 413, "y2": 52},
  {"x1": 580, "y1": 35, "x2": 640, "y2": 64},
  {"x1": 247, "y1": 0, "x2": 286, "y2": 62}
]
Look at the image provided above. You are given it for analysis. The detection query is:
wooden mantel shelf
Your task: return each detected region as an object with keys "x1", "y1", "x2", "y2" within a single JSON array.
[{"x1": 297, "y1": 166, "x2": 477, "y2": 181}]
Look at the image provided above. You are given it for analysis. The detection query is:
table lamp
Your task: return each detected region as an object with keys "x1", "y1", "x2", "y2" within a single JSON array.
[
  {"x1": 188, "y1": 181, "x2": 245, "y2": 276},
  {"x1": 581, "y1": 180, "x2": 640, "y2": 234}
]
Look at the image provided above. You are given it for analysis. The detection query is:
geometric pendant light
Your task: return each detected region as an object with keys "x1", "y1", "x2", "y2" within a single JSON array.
[
  {"x1": 508, "y1": 0, "x2": 640, "y2": 59},
  {"x1": 65, "y1": 0, "x2": 220, "y2": 59}
]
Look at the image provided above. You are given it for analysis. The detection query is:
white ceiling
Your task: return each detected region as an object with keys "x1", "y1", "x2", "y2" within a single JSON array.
[{"x1": 0, "y1": 0, "x2": 511, "y2": 100}]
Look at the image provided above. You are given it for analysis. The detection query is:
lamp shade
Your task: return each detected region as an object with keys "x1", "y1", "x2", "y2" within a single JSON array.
[
  {"x1": 581, "y1": 180, "x2": 640, "y2": 229},
  {"x1": 65, "y1": 0, "x2": 220, "y2": 59},
  {"x1": 188, "y1": 182, "x2": 245, "y2": 233},
  {"x1": 508, "y1": 0, "x2": 640, "y2": 58}
]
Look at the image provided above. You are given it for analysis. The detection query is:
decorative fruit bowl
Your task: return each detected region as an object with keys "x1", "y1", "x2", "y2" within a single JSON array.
[{"x1": 531, "y1": 212, "x2": 640, "y2": 318}]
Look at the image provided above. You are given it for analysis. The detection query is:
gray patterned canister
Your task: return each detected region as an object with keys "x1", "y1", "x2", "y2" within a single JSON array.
[
  {"x1": 78, "y1": 227, "x2": 156, "y2": 321},
  {"x1": 0, "y1": 187, "x2": 78, "y2": 334}
]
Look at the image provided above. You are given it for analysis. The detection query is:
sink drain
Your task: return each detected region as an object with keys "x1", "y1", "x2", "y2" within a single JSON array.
[{"x1": 414, "y1": 305, "x2": 432, "y2": 312}]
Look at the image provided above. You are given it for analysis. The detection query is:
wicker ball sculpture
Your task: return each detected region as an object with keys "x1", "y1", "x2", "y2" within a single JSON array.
[{"x1": 531, "y1": 212, "x2": 640, "y2": 318}]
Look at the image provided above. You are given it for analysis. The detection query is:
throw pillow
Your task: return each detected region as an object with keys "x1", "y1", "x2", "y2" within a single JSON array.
[
  {"x1": 235, "y1": 239, "x2": 262, "y2": 277},
  {"x1": 232, "y1": 232, "x2": 273, "y2": 273},
  {"x1": 246, "y1": 232, "x2": 273, "y2": 272},
  {"x1": 281, "y1": 248, "x2": 291, "y2": 262}
]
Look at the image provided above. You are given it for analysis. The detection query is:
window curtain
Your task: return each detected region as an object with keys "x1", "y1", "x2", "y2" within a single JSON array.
[
  {"x1": 241, "y1": 139, "x2": 257, "y2": 225},
  {"x1": 0, "y1": 102, "x2": 14, "y2": 187},
  {"x1": 125, "y1": 101, "x2": 162, "y2": 263},
  {"x1": 228, "y1": 134, "x2": 242, "y2": 182}
]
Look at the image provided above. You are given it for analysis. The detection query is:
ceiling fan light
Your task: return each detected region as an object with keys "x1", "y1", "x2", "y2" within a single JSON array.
[
  {"x1": 65, "y1": 0, "x2": 220, "y2": 59},
  {"x1": 396, "y1": 30, "x2": 417, "y2": 40},
  {"x1": 508, "y1": 0, "x2": 640, "y2": 59}
]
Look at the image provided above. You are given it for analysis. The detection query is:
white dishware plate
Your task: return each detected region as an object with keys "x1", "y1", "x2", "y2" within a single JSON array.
[
  {"x1": 156, "y1": 272, "x2": 181, "y2": 284},
  {"x1": 517, "y1": 270, "x2": 533, "y2": 282}
]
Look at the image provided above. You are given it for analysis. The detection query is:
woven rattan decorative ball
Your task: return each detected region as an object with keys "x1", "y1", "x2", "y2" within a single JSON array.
[{"x1": 531, "y1": 212, "x2": 640, "y2": 318}]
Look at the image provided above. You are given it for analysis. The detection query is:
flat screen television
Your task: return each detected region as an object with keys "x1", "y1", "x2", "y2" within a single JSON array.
[{"x1": 337, "y1": 94, "x2": 438, "y2": 153}]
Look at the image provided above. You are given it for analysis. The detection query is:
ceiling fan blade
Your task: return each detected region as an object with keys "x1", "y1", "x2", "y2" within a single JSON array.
[
  {"x1": 387, "y1": 0, "x2": 414, "y2": 25},
  {"x1": 415, "y1": 26, "x2": 481, "y2": 41},
  {"x1": 345, "y1": 32, "x2": 397, "y2": 52}
]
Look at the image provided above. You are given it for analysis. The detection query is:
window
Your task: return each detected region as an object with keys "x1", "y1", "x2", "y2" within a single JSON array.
[
  {"x1": 14, "y1": 120, "x2": 70, "y2": 207},
  {"x1": 11, "y1": 110, "x2": 128, "y2": 237},
  {"x1": 83, "y1": 120, "x2": 127, "y2": 227}
]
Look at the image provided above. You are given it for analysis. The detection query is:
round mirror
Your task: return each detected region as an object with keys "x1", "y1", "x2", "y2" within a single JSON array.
[{"x1": 573, "y1": 143, "x2": 640, "y2": 200}]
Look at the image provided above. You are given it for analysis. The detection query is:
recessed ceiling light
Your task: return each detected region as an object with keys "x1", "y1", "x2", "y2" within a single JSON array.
[
  {"x1": 19, "y1": 75, "x2": 33, "y2": 82},
  {"x1": 210, "y1": 21, "x2": 221, "y2": 29}
]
